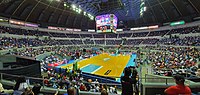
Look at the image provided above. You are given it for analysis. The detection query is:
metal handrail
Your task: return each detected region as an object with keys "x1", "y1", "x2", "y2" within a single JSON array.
[{"x1": 0, "y1": 73, "x2": 175, "y2": 86}]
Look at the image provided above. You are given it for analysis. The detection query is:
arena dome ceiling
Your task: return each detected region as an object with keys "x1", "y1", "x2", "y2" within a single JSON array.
[{"x1": 0, "y1": 0, "x2": 200, "y2": 29}]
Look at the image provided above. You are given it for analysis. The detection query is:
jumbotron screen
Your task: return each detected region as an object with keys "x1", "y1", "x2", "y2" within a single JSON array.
[{"x1": 96, "y1": 14, "x2": 117, "y2": 33}]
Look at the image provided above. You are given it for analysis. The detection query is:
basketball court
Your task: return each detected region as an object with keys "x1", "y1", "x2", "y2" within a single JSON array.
[{"x1": 60, "y1": 53, "x2": 137, "y2": 78}]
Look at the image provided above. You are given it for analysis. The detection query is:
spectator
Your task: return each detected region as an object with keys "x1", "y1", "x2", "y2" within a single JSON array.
[
  {"x1": 67, "y1": 87, "x2": 77, "y2": 95},
  {"x1": 32, "y1": 83, "x2": 41, "y2": 95},
  {"x1": 121, "y1": 67, "x2": 134, "y2": 95},
  {"x1": 13, "y1": 76, "x2": 29, "y2": 95},
  {"x1": 55, "y1": 87, "x2": 78, "y2": 95},
  {"x1": 164, "y1": 75, "x2": 191, "y2": 95},
  {"x1": 130, "y1": 66, "x2": 139, "y2": 94},
  {"x1": 79, "y1": 83, "x2": 87, "y2": 91},
  {"x1": 101, "y1": 90, "x2": 108, "y2": 95},
  {"x1": 197, "y1": 64, "x2": 200, "y2": 77},
  {"x1": 0, "y1": 83, "x2": 13, "y2": 94},
  {"x1": 196, "y1": 68, "x2": 200, "y2": 77},
  {"x1": 21, "y1": 87, "x2": 34, "y2": 95}
]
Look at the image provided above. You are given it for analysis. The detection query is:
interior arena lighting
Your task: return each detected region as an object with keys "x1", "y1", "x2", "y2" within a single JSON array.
[
  {"x1": 70, "y1": 4, "x2": 94, "y2": 20},
  {"x1": 140, "y1": 0, "x2": 145, "y2": 16},
  {"x1": 78, "y1": 8, "x2": 82, "y2": 13},
  {"x1": 84, "y1": 12, "x2": 86, "y2": 16},
  {"x1": 78, "y1": 9, "x2": 82, "y2": 13},
  {"x1": 64, "y1": 2, "x2": 67, "y2": 7},
  {"x1": 75, "y1": 8, "x2": 79, "y2": 12},
  {"x1": 89, "y1": 15, "x2": 94, "y2": 20},
  {"x1": 71, "y1": 4, "x2": 76, "y2": 9},
  {"x1": 144, "y1": 6, "x2": 147, "y2": 11},
  {"x1": 90, "y1": 17, "x2": 94, "y2": 20}
]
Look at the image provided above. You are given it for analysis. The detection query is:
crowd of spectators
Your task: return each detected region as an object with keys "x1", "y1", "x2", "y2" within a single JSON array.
[
  {"x1": 0, "y1": 37, "x2": 48, "y2": 50},
  {"x1": 93, "y1": 34, "x2": 104, "y2": 38},
  {"x1": 43, "y1": 68, "x2": 118, "y2": 94},
  {"x1": 0, "y1": 26, "x2": 49, "y2": 36},
  {"x1": 142, "y1": 38, "x2": 159, "y2": 44},
  {"x1": 10, "y1": 47, "x2": 57, "y2": 57},
  {"x1": 157, "y1": 36, "x2": 200, "y2": 46},
  {"x1": 167, "y1": 26, "x2": 200, "y2": 35},
  {"x1": 141, "y1": 46, "x2": 200, "y2": 78},
  {"x1": 106, "y1": 40, "x2": 122, "y2": 45},
  {"x1": 80, "y1": 34, "x2": 93, "y2": 38},
  {"x1": 0, "y1": 36, "x2": 199, "y2": 51},
  {"x1": 1, "y1": 25, "x2": 200, "y2": 38},
  {"x1": 148, "y1": 30, "x2": 169, "y2": 37},
  {"x1": 83, "y1": 39, "x2": 94, "y2": 45},
  {"x1": 118, "y1": 33, "x2": 132, "y2": 38},
  {"x1": 124, "y1": 39, "x2": 143, "y2": 45},
  {"x1": 0, "y1": 25, "x2": 200, "y2": 49},
  {"x1": 132, "y1": 32, "x2": 148, "y2": 37},
  {"x1": 105, "y1": 34, "x2": 117, "y2": 38}
]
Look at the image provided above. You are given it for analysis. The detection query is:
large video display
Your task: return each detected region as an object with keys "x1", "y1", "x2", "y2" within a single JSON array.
[{"x1": 96, "y1": 14, "x2": 117, "y2": 33}]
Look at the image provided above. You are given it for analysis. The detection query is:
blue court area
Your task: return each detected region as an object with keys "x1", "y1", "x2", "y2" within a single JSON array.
[
  {"x1": 55, "y1": 60, "x2": 75, "y2": 68},
  {"x1": 117, "y1": 53, "x2": 137, "y2": 82},
  {"x1": 126, "y1": 53, "x2": 137, "y2": 67},
  {"x1": 67, "y1": 60, "x2": 75, "y2": 64},
  {"x1": 110, "y1": 54, "x2": 118, "y2": 56},
  {"x1": 81, "y1": 64, "x2": 101, "y2": 73}
]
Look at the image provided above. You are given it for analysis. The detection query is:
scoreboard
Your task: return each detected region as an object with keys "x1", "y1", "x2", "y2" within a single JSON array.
[{"x1": 96, "y1": 14, "x2": 118, "y2": 33}]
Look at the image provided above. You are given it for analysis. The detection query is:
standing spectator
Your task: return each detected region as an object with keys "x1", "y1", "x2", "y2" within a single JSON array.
[
  {"x1": 21, "y1": 87, "x2": 34, "y2": 95},
  {"x1": 121, "y1": 67, "x2": 134, "y2": 95},
  {"x1": 0, "y1": 83, "x2": 13, "y2": 94},
  {"x1": 131, "y1": 66, "x2": 139, "y2": 95},
  {"x1": 101, "y1": 90, "x2": 108, "y2": 95},
  {"x1": 67, "y1": 87, "x2": 77, "y2": 95},
  {"x1": 32, "y1": 83, "x2": 41, "y2": 95},
  {"x1": 164, "y1": 75, "x2": 191, "y2": 95},
  {"x1": 197, "y1": 64, "x2": 200, "y2": 77},
  {"x1": 13, "y1": 76, "x2": 29, "y2": 95},
  {"x1": 55, "y1": 87, "x2": 77, "y2": 95},
  {"x1": 196, "y1": 68, "x2": 200, "y2": 77}
]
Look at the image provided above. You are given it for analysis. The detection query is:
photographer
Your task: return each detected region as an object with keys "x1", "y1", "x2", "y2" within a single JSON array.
[
  {"x1": 130, "y1": 66, "x2": 139, "y2": 95},
  {"x1": 121, "y1": 67, "x2": 134, "y2": 95}
]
